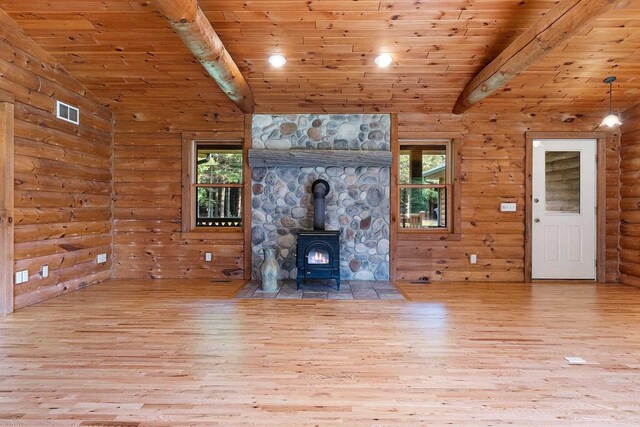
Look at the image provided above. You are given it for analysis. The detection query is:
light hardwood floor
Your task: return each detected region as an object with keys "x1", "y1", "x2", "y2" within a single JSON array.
[{"x1": 1, "y1": 279, "x2": 640, "y2": 426}]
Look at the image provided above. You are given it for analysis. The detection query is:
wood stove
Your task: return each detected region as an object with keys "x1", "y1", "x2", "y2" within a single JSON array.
[
  {"x1": 296, "y1": 179, "x2": 341, "y2": 290},
  {"x1": 296, "y1": 230, "x2": 340, "y2": 290}
]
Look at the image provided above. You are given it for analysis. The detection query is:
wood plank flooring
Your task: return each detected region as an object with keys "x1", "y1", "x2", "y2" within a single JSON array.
[{"x1": 1, "y1": 279, "x2": 640, "y2": 425}]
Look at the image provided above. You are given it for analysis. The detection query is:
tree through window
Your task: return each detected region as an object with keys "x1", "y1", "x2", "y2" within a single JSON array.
[
  {"x1": 194, "y1": 143, "x2": 243, "y2": 227},
  {"x1": 399, "y1": 141, "x2": 452, "y2": 231}
]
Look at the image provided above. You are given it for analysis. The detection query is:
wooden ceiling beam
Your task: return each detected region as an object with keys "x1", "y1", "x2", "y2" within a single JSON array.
[
  {"x1": 452, "y1": 0, "x2": 622, "y2": 115},
  {"x1": 154, "y1": 0, "x2": 255, "y2": 113}
]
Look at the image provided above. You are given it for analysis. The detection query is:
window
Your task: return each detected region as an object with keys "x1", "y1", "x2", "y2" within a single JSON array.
[
  {"x1": 398, "y1": 140, "x2": 453, "y2": 232},
  {"x1": 183, "y1": 140, "x2": 244, "y2": 231}
]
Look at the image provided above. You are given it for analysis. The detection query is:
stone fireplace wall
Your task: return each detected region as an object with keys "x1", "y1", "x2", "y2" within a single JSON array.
[{"x1": 251, "y1": 114, "x2": 391, "y2": 281}]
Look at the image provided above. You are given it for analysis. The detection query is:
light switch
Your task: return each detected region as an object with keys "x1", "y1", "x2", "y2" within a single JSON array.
[
  {"x1": 42, "y1": 265, "x2": 49, "y2": 278},
  {"x1": 205, "y1": 252, "x2": 213, "y2": 262},
  {"x1": 500, "y1": 202, "x2": 517, "y2": 212},
  {"x1": 470, "y1": 254, "x2": 477, "y2": 264}
]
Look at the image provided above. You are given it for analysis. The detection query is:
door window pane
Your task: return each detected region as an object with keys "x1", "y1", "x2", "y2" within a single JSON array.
[
  {"x1": 400, "y1": 187, "x2": 447, "y2": 229},
  {"x1": 545, "y1": 151, "x2": 580, "y2": 213}
]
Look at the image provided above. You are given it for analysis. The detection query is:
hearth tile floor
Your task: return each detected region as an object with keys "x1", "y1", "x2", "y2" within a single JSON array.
[{"x1": 234, "y1": 280, "x2": 405, "y2": 300}]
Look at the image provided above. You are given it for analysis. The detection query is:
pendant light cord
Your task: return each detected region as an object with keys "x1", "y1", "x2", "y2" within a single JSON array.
[{"x1": 609, "y1": 81, "x2": 613, "y2": 113}]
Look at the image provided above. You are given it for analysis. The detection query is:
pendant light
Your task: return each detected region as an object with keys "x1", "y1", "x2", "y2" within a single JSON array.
[{"x1": 600, "y1": 76, "x2": 622, "y2": 127}]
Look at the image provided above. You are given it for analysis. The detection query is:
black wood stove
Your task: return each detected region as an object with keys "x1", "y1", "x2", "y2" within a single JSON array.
[{"x1": 296, "y1": 179, "x2": 340, "y2": 290}]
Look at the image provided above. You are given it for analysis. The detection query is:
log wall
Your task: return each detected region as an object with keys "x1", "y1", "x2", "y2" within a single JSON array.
[
  {"x1": 0, "y1": 11, "x2": 114, "y2": 309},
  {"x1": 620, "y1": 104, "x2": 640, "y2": 287},
  {"x1": 113, "y1": 108, "x2": 246, "y2": 279},
  {"x1": 396, "y1": 112, "x2": 620, "y2": 283},
  {"x1": 113, "y1": 108, "x2": 620, "y2": 283}
]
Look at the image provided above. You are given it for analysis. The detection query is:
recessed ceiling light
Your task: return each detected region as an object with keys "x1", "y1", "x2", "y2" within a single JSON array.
[
  {"x1": 269, "y1": 54, "x2": 286, "y2": 67},
  {"x1": 375, "y1": 53, "x2": 393, "y2": 68}
]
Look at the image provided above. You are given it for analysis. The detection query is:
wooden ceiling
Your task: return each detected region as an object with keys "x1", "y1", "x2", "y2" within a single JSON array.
[{"x1": 1, "y1": 0, "x2": 639, "y2": 114}]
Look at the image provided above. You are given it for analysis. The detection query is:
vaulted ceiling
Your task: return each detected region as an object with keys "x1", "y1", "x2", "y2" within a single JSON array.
[{"x1": 1, "y1": 0, "x2": 639, "y2": 114}]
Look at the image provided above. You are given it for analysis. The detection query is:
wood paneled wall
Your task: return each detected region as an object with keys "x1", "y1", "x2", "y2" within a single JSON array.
[
  {"x1": 112, "y1": 107, "x2": 620, "y2": 283},
  {"x1": 0, "y1": 10, "x2": 114, "y2": 309},
  {"x1": 620, "y1": 104, "x2": 640, "y2": 287},
  {"x1": 113, "y1": 108, "x2": 246, "y2": 279},
  {"x1": 396, "y1": 112, "x2": 620, "y2": 283}
]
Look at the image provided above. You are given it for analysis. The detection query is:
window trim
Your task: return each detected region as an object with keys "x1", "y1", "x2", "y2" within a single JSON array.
[
  {"x1": 181, "y1": 135, "x2": 245, "y2": 233},
  {"x1": 394, "y1": 138, "x2": 461, "y2": 237}
]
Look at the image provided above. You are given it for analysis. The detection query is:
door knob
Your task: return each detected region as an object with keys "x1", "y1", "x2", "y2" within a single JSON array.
[
  {"x1": 534, "y1": 218, "x2": 540, "y2": 223},
  {"x1": 534, "y1": 198, "x2": 539, "y2": 203}
]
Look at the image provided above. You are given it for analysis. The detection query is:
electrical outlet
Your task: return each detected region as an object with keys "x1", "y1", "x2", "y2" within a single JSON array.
[
  {"x1": 500, "y1": 202, "x2": 517, "y2": 212},
  {"x1": 205, "y1": 252, "x2": 212, "y2": 262},
  {"x1": 42, "y1": 265, "x2": 49, "y2": 278},
  {"x1": 15, "y1": 271, "x2": 22, "y2": 284},
  {"x1": 96, "y1": 253, "x2": 107, "y2": 264},
  {"x1": 470, "y1": 254, "x2": 477, "y2": 264}
]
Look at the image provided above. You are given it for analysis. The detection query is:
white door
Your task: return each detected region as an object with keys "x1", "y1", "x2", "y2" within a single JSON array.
[{"x1": 532, "y1": 139, "x2": 596, "y2": 279}]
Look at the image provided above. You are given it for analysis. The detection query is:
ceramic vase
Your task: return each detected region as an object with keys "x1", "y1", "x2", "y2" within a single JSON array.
[{"x1": 260, "y1": 247, "x2": 279, "y2": 292}]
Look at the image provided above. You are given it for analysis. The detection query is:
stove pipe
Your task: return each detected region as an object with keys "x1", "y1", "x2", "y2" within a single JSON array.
[{"x1": 311, "y1": 179, "x2": 330, "y2": 230}]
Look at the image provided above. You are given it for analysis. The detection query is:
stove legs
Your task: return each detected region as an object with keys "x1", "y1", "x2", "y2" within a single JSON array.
[{"x1": 295, "y1": 276, "x2": 340, "y2": 291}]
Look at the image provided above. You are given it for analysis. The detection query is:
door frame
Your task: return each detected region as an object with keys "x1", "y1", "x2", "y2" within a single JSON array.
[
  {"x1": 0, "y1": 90, "x2": 14, "y2": 314},
  {"x1": 525, "y1": 132, "x2": 607, "y2": 283}
]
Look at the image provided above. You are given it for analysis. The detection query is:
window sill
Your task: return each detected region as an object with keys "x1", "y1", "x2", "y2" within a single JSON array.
[
  {"x1": 181, "y1": 227, "x2": 243, "y2": 239},
  {"x1": 397, "y1": 230, "x2": 461, "y2": 241}
]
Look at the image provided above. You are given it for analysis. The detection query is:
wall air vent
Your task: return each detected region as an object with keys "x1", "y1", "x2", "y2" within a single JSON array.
[{"x1": 56, "y1": 100, "x2": 79, "y2": 125}]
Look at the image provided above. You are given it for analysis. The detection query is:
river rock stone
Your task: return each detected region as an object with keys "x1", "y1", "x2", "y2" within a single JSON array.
[
  {"x1": 336, "y1": 123, "x2": 358, "y2": 140},
  {"x1": 265, "y1": 171, "x2": 278, "y2": 186},
  {"x1": 252, "y1": 168, "x2": 267, "y2": 182},
  {"x1": 280, "y1": 122, "x2": 297, "y2": 135},
  {"x1": 253, "y1": 115, "x2": 272, "y2": 127},
  {"x1": 377, "y1": 239, "x2": 389, "y2": 254},
  {"x1": 334, "y1": 139, "x2": 348, "y2": 150},
  {"x1": 252, "y1": 226, "x2": 266, "y2": 245},
  {"x1": 277, "y1": 234, "x2": 295, "y2": 248},
  {"x1": 252, "y1": 211, "x2": 266, "y2": 224},
  {"x1": 380, "y1": 114, "x2": 391, "y2": 130},
  {"x1": 292, "y1": 207, "x2": 306, "y2": 218},
  {"x1": 368, "y1": 130, "x2": 384, "y2": 141},
  {"x1": 281, "y1": 216, "x2": 297, "y2": 227},
  {"x1": 253, "y1": 183, "x2": 264, "y2": 195},
  {"x1": 366, "y1": 186, "x2": 384, "y2": 207},
  {"x1": 307, "y1": 127, "x2": 322, "y2": 141},
  {"x1": 265, "y1": 138, "x2": 291, "y2": 150},
  {"x1": 251, "y1": 114, "x2": 391, "y2": 280},
  {"x1": 360, "y1": 215, "x2": 371, "y2": 229}
]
